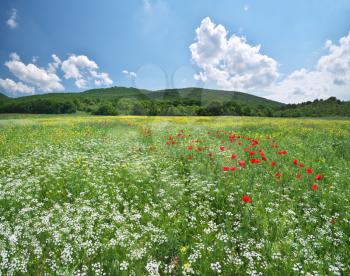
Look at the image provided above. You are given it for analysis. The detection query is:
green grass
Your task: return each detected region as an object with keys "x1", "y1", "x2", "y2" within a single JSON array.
[{"x1": 0, "y1": 115, "x2": 349, "y2": 275}]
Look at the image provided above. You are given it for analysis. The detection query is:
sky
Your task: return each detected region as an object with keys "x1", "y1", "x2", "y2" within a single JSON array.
[{"x1": 0, "y1": 0, "x2": 350, "y2": 103}]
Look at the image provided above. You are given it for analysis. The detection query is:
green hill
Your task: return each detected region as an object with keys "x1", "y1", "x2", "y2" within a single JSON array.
[
  {"x1": 147, "y1": 87, "x2": 282, "y2": 108},
  {"x1": 277, "y1": 97, "x2": 350, "y2": 117},
  {"x1": 0, "y1": 87, "x2": 349, "y2": 117},
  {"x1": 0, "y1": 92, "x2": 8, "y2": 99},
  {"x1": 0, "y1": 86, "x2": 282, "y2": 115}
]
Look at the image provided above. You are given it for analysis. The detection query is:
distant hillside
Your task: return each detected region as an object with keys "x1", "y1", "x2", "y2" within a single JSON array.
[
  {"x1": 0, "y1": 87, "x2": 349, "y2": 117},
  {"x1": 0, "y1": 92, "x2": 8, "y2": 100},
  {"x1": 277, "y1": 97, "x2": 350, "y2": 117},
  {"x1": 148, "y1": 88, "x2": 282, "y2": 108}
]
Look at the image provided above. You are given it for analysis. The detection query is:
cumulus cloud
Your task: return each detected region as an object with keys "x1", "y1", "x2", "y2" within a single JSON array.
[
  {"x1": 6, "y1": 9, "x2": 18, "y2": 29},
  {"x1": 47, "y1": 54, "x2": 61, "y2": 74},
  {"x1": 266, "y1": 32, "x2": 350, "y2": 103},
  {"x1": 190, "y1": 17, "x2": 279, "y2": 91},
  {"x1": 61, "y1": 55, "x2": 112, "y2": 88},
  {"x1": 316, "y1": 34, "x2": 350, "y2": 85},
  {"x1": 0, "y1": 78, "x2": 34, "y2": 95},
  {"x1": 4, "y1": 53, "x2": 64, "y2": 92},
  {"x1": 190, "y1": 18, "x2": 350, "y2": 103}
]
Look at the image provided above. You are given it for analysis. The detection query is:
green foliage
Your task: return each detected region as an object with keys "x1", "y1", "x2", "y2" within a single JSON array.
[
  {"x1": 0, "y1": 87, "x2": 349, "y2": 117},
  {"x1": 94, "y1": 103, "x2": 118, "y2": 115}
]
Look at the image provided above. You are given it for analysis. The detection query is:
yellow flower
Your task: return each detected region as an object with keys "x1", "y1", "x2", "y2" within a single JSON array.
[
  {"x1": 183, "y1": 262, "x2": 191, "y2": 270},
  {"x1": 180, "y1": 246, "x2": 188, "y2": 253}
]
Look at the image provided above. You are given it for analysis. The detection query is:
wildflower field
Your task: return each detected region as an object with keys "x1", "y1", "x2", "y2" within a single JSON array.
[{"x1": 0, "y1": 115, "x2": 349, "y2": 275}]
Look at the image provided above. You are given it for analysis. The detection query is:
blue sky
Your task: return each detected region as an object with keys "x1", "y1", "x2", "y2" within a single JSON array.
[{"x1": 1, "y1": 0, "x2": 350, "y2": 102}]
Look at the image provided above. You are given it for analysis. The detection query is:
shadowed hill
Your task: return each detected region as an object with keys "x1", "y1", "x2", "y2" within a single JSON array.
[{"x1": 0, "y1": 92, "x2": 8, "y2": 99}]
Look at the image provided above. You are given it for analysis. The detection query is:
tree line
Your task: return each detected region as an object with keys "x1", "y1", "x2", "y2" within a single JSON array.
[{"x1": 0, "y1": 96, "x2": 349, "y2": 117}]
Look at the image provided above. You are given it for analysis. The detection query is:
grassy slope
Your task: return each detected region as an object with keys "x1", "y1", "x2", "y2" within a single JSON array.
[
  {"x1": 0, "y1": 92, "x2": 8, "y2": 101},
  {"x1": 1, "y1": 87, "x2": 283, "y2": 108}
]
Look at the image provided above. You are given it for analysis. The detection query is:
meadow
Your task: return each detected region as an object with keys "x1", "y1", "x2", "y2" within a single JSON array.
[{"x1": 0, "y1": 115, "x2": 349, "y2": 275}]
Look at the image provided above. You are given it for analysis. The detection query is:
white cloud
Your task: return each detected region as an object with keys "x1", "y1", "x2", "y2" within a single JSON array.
[
  {"x1": 243, "y1": 4, "x2": 249, "y2": 12},
  {"x1": 61, "y1": 55, "x2": 112, "y2": 88},
  {"x1": 0, "y1": 78, "x2": 34, "y2": 95},
  {"x1": 47, "y1": 54, "x2": 62, "y2": 74},
  {"x1": 190, "y1": 18, "x2": 350, "y2": 103},
  {"x1": 4, "y1": 53, "x2": 64, "y2": 92},
  {"x1": 6, "y1": 9, "x2": 18, "y2": 29},
  {"x1": 190, "y1": 17, "x2": 279, "y2": 91},
  {"x1": 316, "y1": 34, "x2": 350, "y2": 85},
  {"x1": 122, "y1": 70, "x2": 137, "y2": 78},
  {"x1": 266, "y1": 32, "x2": 350, "y2": 103},
  {"x1": 9, "y1": 52, "x2": 20, "y2": 61}
]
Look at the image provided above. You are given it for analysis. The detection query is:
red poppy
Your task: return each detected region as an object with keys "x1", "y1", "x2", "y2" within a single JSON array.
[
  {"x1": 296, "y1": 174, "x2": 302, "y2": 179},
  {"x1": 259, "y1": 151, "x2": 265, "y2": 157},
  {"x1": 238, "y1": 160, "x2": 246, "y2": 167},
  {"x1": 311, "y1": 184, "x2": 318, "y2": 191},
  {"x1": 275, "y1": 172, "x2": 282, "y2": 178},
  {"x1": 315, "y1": 174, "x2": 322, "y2": 180},
  {"x1": 172, "y1": 141, "x2": 176, "y2": 145},
  {"x1": 242, "y1": 195, "x2": 252, "y2": 203},
  {"x1": 187, "y1": 145, "x2": 193, "y2": 150},
  {"x1": 299, "y1": 163, "x2": 305, "y2": 168},
  {"x1": 271, "y1": 161, "x2": 277, "y2": 166},
  {"x1": 250, "y1": 158, "x2": 261, "y2": 164},
  {"x1": 293, "y1": 160, "x2": 298, "y2": 165},
  {"x1": 220, "y1": 146, "x2": 225, "y2": 151},
  {"x1": 278, "y1": 150, "x2": 288, "y2": 155},
  {"x1": 251, "y1": 139, "x2": 259, "y2": 146},
  {"x1": 208, "y1": 152, "x2": 213, "y2": 157},
  {"x1": 306, "y1": 168, "x2": 314, "y2": 174},
  {"x1": 262, "y1": 156, "x2": 268, "y2": 161},
  {"x1": 249, "y1": 150, "x2": 255, "y2": 156},
  {"x1": 230, "y1": 154, "x2": 237, "y2": 159},
  {"x1": 188, "y1": 155, "x2": 193, "y2": 160},
  {"x1": 231, "y1": 166, "x2": 237, "y2": 171},
  {"x1": 166, "y1": 141, "x2": 171, "y2": 145},
  {"x1": 223, "y1": 166, "x2": 230, "y2": 171}
]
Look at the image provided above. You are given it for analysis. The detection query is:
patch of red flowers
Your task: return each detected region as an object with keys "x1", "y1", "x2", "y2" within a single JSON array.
[
  {"x1": 242, "y1": 195, "x2": 252, "y2": 203},
  {"x1": 306, "y1": 168, "x2": 314, "y2": 174},
  {"x1": 250, "y1": 158, "x2": 261, "y2": 164},
  {"x1": 311, "y1": 184, "x2": 318, "y2": 191}
]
